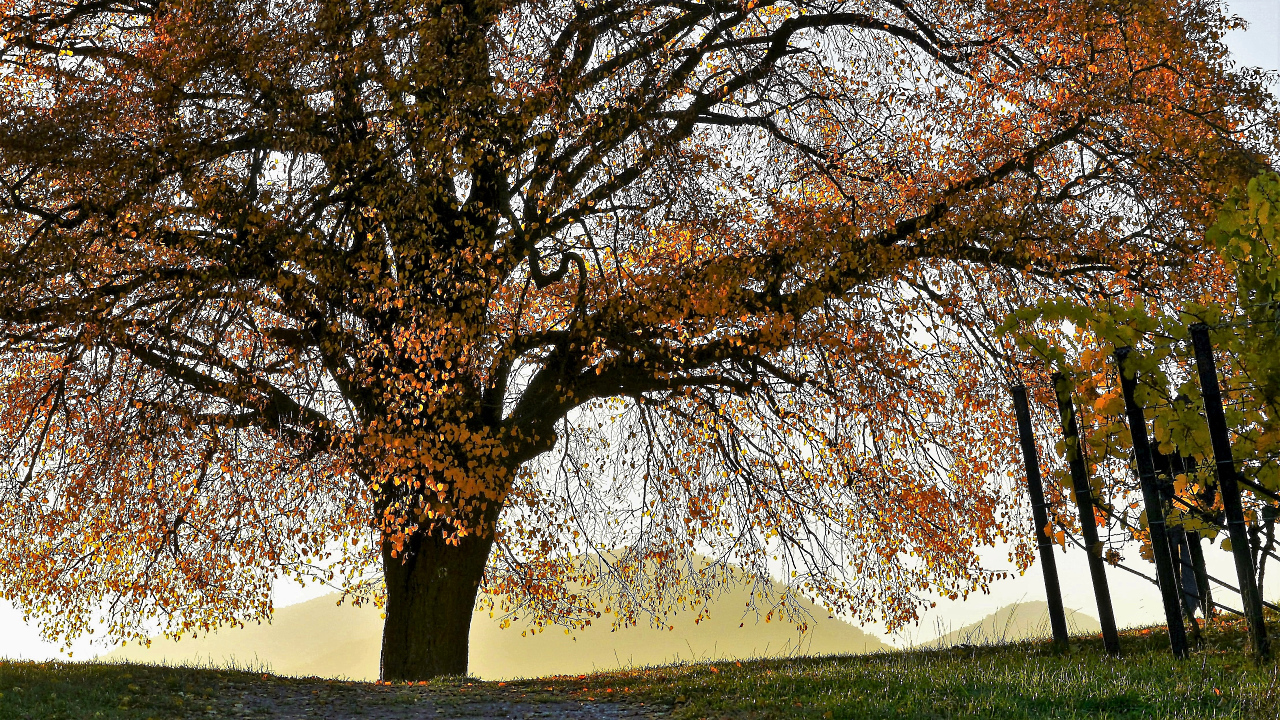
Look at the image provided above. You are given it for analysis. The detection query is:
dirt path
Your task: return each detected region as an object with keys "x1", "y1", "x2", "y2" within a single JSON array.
[{"x1": 211, "y1": 675, "x2": 668, "y2": 719}]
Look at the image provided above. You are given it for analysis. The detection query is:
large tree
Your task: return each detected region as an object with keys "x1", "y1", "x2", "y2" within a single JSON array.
[{"x1": 0, "y1": 0, "x2": 1272, "y2": 678}]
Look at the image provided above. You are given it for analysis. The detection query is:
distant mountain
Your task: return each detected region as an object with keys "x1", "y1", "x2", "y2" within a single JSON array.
[
  {"x1": 101, "y1": 578, "x2": 891, "y2": 680},
  {"x1": 922, "y1": 601, "x2": 1102, "y2": 648}
]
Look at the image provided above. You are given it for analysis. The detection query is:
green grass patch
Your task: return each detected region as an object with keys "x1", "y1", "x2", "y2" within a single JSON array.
[
  {"x1": 0, "y1": 659, "x2": 265, "y2": 719},
  {"x1": 3, "y1": 618, "x2": 1280, "y2": 718},
  {"x1": 540, "y1": 618, "x2": 1280, "y2": 719}
]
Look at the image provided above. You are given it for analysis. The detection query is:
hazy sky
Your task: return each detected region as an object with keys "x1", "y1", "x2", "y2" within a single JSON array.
[
  {"x1": 1226, "y1": 0, "x2": 1279, "y2": 72},
  {"x1": 2, "y1": 0, "x2": 1279, "y2": 661}
]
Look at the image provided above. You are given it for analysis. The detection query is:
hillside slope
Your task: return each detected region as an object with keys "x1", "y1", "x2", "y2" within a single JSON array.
[
  {"x1": 102, "y1": 582, "x2": 891, "y2": 680},
  {"x1": 13, "y1": 618, "x2": 1276, "y2": 719}
]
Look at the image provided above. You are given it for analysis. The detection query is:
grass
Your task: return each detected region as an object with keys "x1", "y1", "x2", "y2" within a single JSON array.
[
  {"x1": 3, "y1": 617, "x2": 1280, "y2": 719},
  {"x1": 0, "y1": 659, "x2": 246, "y2": 719},
  {"x1": 562, "y1": 616, "x2": 1280, "y2": 719}
]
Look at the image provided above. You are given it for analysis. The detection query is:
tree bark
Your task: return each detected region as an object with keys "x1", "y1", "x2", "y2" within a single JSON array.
[{"x1": 380, "y1": 527, "x2": 495, "y2": 680}]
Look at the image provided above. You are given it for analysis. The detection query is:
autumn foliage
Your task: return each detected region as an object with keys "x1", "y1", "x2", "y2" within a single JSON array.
[{"x1": 0, "y1": 0, "x2": 1274, "y2": 677}]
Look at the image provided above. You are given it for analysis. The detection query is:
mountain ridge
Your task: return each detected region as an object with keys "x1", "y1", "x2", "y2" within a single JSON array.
[
  {"x1": 102, "y1": 579, "x2": 892, "y2": 680},
  {"x1": 919, "y1": 601, "x2": 1102, "y2": 648}
]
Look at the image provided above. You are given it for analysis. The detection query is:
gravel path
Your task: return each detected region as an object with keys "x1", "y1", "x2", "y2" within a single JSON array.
[{"x1": 211, "y1": 676, "x2": 668, "y2": 719}]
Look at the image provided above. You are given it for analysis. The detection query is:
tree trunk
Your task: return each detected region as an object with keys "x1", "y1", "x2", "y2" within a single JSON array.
[{"x1": 380, "y1": 528, "x2": 495, "y2": 680}]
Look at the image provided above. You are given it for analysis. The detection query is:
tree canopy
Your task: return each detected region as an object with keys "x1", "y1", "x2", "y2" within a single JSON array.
[{"x1": 0, "y1": 0, "x2": 1273, "y2": 677}]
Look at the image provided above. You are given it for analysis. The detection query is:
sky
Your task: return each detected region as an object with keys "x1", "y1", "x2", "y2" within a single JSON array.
[
  {"x1": 1225, "y1": 0, "x2": 1280, "y2": 74},
  {"x1": 2, "y1": 0, "x2": 1280, "y2": 662}
]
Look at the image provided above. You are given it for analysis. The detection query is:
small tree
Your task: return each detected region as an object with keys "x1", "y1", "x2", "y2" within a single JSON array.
[
  {"x1": 0, "y1": 0, "x2": 1272, "y2": 678},
  {"x1": 1006, "y1": 171, "x2": 1280, "y2": 595}
]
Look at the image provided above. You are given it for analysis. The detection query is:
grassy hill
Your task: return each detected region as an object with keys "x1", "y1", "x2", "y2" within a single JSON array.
[
  {"x1": 920, "y1": 601, "x2": 1102, "y2": 648},
  {"x1": 102, "y1": 579, "x2": 890, "y2": 680},
  {"x1": 6, "y1": 616, "x2": 1280, "y2": 719}
]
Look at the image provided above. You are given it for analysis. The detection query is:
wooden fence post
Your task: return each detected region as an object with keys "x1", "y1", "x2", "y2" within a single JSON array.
[
  {"x1": 1052, "y1": 373, "x2": 1121, "y2": 655},
  {"x1": 1189, "y1": 323, "x2": 1270, "y2": 659},
  {"x1": 1114, "y1": 347, "x2": 1189, "y2": 658},
  {"x1": 1169, "y1": 452, "x2": 1215, "y2": 620},
  {"x1": 1010, "y1": 384, "x2": 1071, "y2": 649},
  {"x1": 1152, "y1": 449, "x2": 1201, "y2": 639},
  {"x1": 1185, "y1": 529, "x2": 1215, "y2": 621}
]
